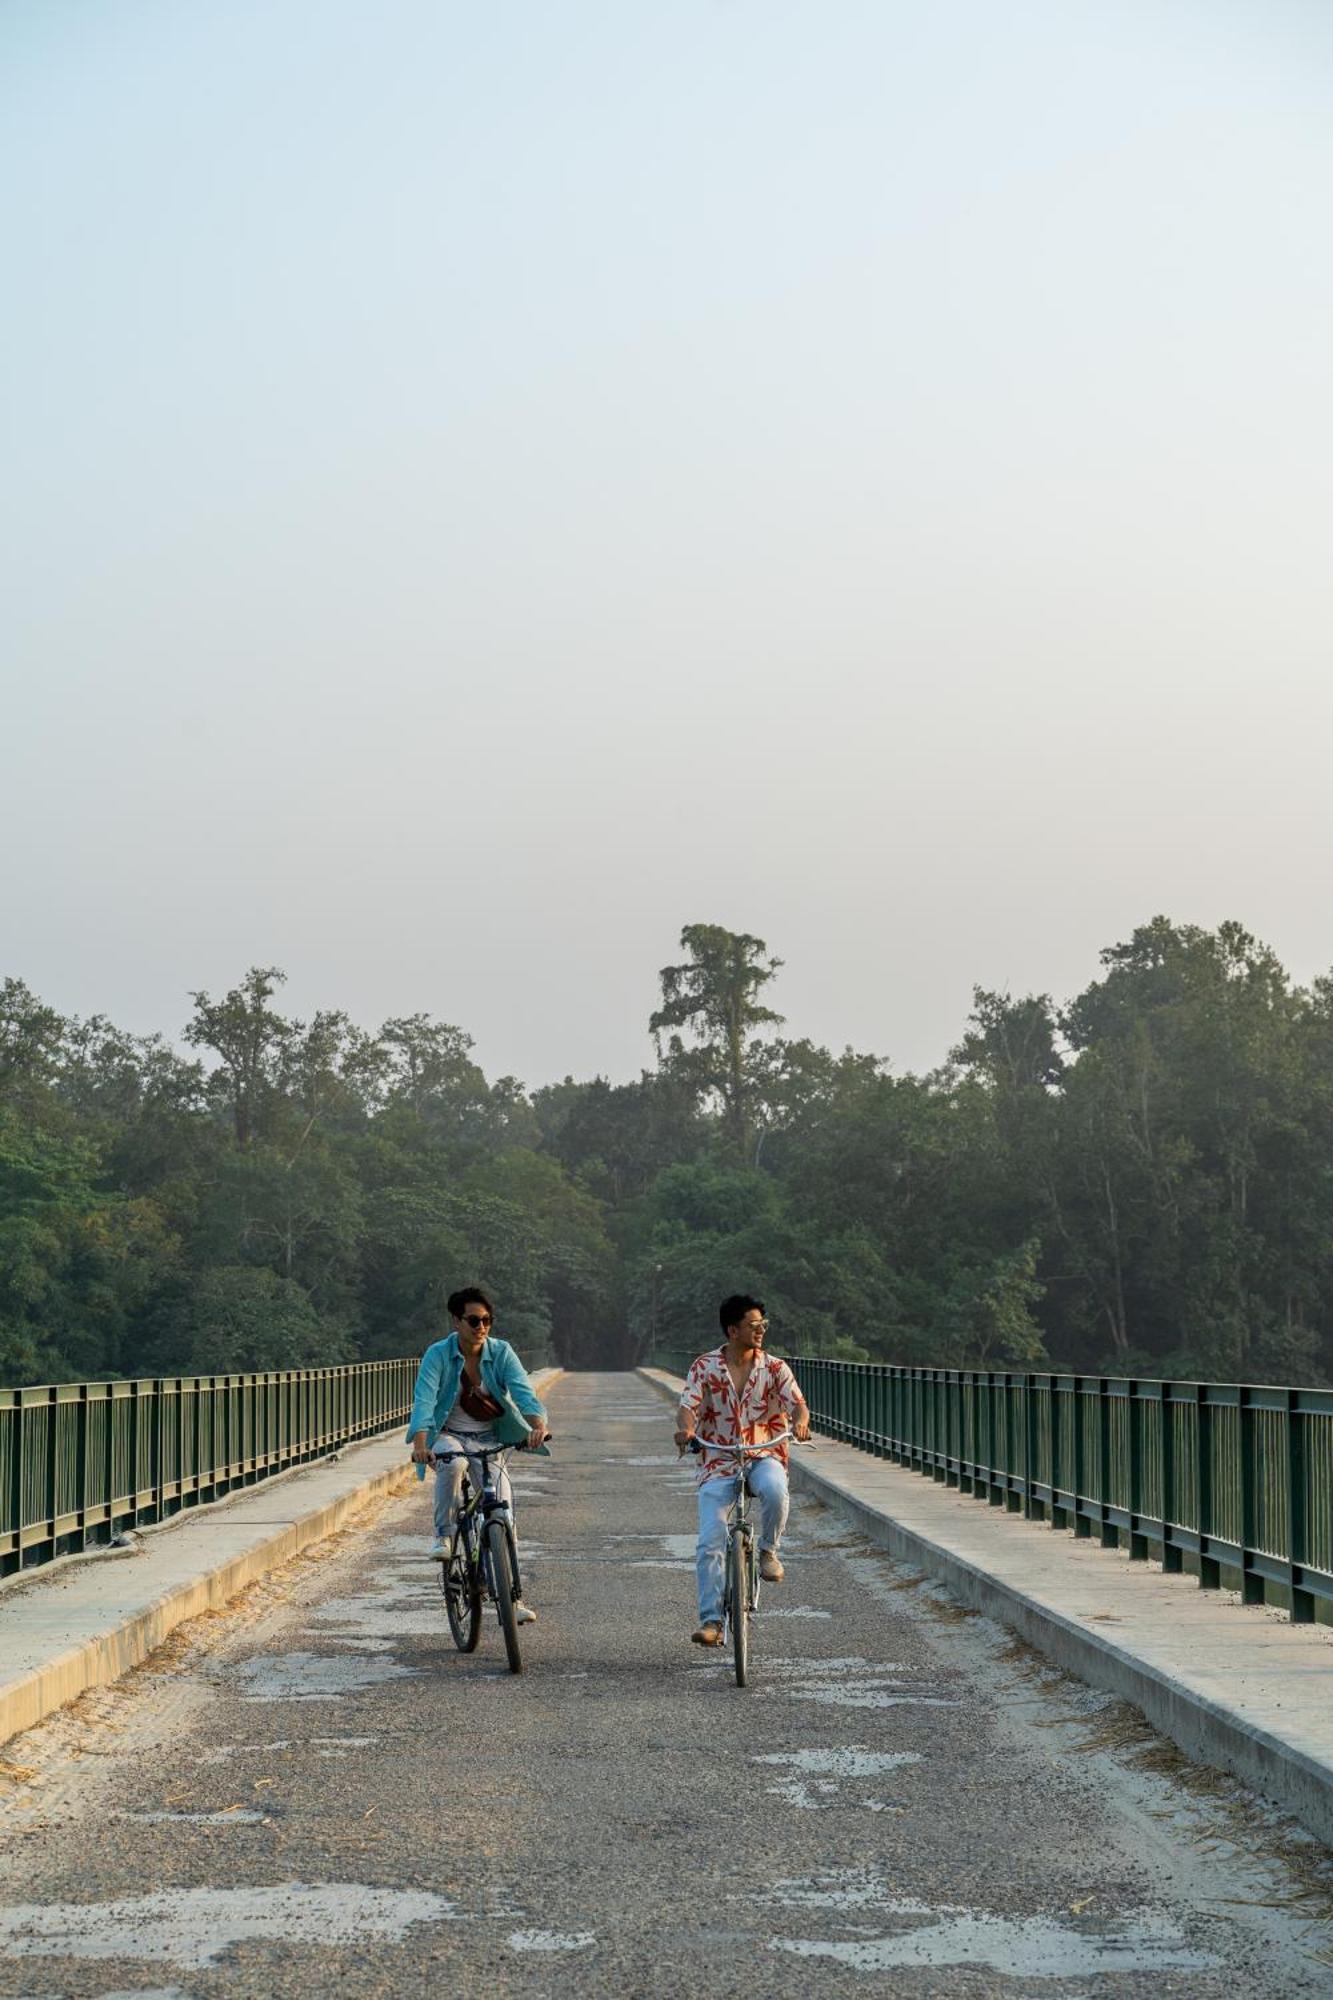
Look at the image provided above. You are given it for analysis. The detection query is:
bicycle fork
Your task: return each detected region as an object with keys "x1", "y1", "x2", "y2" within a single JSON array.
[{"x1": 481, "y1": 1502, "x2": 523, "y2": 1603}]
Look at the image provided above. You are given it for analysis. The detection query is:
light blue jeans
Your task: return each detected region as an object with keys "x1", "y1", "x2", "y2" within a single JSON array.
[
  {"x1": 695, "y1": 1459, "x2": 789, "y2": 1626},
  {"x1": 432, "y1": 1429, "x2": 512, "y2": 1540}
]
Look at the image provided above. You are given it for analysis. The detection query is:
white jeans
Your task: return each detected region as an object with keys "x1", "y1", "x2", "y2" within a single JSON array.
[
  {"x1": 695, "y1": 1459, "x2": 789, "y2": 1626},
  {"x1": 432, "y1": 1429, "x2": 513, "y2": 1541}
]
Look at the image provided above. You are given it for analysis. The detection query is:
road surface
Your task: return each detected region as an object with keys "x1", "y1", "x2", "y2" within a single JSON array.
[{"x1": 2, "y1": 1372, "x2": 1332, "y2": 1996}]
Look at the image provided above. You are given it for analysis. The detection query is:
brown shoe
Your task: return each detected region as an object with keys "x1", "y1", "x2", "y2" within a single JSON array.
[
  {"x1": 759, "y1": 1550, "x2": 784, "y2": 1583},
  {"x1": 691, "y1": 1623, "x2": 723, "y2": 1647}
]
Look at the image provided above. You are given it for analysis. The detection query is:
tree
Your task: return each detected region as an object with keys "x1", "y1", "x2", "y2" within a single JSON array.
[
  {"x1": 650, "y1": 924, "x2": 784, "y2": 1159},
  {"x1": 953, "y1": 989, "x2": 1064, "y2": 1092},
  {"x1": 150, "y1": 1266, "x2": 350, "y2": 1374},
  {"x1": 533, "y1": 1071, "x2": 705, "y2": 1207},
  {"x1": 185, "y1": 967, "x2": 291, "y2": 1148},
  {"x1": 0, "y1": 979, "x2": 64, "y2": 1109}
]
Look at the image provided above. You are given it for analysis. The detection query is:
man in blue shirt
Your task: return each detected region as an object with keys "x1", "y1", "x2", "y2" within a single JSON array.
[{"x1": 406, "y1": 1287, "x2": 549, "y2": 1622}]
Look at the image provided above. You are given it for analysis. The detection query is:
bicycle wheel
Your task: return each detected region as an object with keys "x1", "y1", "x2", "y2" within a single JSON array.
[
  {"x1": 729, "y1": 1530, "x2": 750, "y2": 1688},
  {"x1": 486, "y1": 1518, "x2": 523, "y2": 1674},
  {"x1": 442, "y1": 1524, "x2": 481, "y2": 1652}
]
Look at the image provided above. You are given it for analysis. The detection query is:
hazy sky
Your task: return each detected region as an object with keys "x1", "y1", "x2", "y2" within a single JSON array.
[{"x1": 4, "y1": 1, "x2": 1332, "y2": 1088}]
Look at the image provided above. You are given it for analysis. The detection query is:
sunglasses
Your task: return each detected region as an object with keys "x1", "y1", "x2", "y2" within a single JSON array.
[{"x1": 462, "y1": 1313, "x2": 492, "y2": 1329}]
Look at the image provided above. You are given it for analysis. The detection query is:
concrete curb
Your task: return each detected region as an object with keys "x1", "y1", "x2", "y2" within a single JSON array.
[
  {"x1": 0, "y1": 1368, "x2": 563, "y2": 1750},
  {"x1": 636, "y1": 1367, "x2": 1333, "y2": 1847}
]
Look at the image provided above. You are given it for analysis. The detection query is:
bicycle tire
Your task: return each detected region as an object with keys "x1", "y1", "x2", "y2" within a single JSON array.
[
  {"x1": 730, "y1": 1530, "x2": 750, "y2": 1687},
  {"x1": 442, "y1": 1524, "x2": 481, "y2": 1652},
  {"x1": 487, "y1": 1517, "x2": 523, "y2": 1674}
]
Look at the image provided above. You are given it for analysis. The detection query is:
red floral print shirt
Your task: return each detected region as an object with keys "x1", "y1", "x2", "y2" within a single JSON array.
[{"x1": 680, "y1": 1347, "x2": 805, "y2": 1484}]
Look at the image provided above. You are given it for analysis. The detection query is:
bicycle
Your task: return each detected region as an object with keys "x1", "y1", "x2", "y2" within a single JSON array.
[
  {"x1": 429, "y1": 1444, "x2": 534, "y2": 1674},
  {"x1": 687, "y1": 1428, "x2": 793, "y2": 1688}
]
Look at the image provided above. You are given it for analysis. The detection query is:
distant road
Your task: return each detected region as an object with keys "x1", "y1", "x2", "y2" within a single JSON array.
[{"x1": 0, "y1": 1373, "x2": 1329, "y2": 1996}]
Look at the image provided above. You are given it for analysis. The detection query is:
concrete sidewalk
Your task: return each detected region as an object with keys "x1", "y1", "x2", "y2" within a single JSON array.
[
  {"x1": 640, "y1": 1365, "x2": 1333, "y2": 1847},
  {"x1": 0, "y1": 1368, "x2": 561, "y2": 1749}
]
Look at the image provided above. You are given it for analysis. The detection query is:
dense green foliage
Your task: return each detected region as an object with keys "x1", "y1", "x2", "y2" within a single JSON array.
[{"x1": 4, "y1": 916, "x2": 1332, "y2": 1387}]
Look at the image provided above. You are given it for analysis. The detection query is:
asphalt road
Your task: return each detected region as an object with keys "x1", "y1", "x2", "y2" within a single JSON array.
[{"x1": 2, "y1": 1371, "x2": 1333, "y2": 1998}]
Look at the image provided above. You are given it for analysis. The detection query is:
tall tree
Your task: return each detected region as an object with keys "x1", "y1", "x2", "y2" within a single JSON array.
[
  {"x1": 185, "y1": 967, "x2": 291, "y2": 1149},
  {"x1": 649, "y1": 924, "x2": 784, "y2": 1159}
]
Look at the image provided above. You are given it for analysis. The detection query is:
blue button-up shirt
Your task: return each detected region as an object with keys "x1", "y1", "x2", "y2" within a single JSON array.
[{"x1": 406, "y1": 1334, "x2": 548, "y2": 1448}]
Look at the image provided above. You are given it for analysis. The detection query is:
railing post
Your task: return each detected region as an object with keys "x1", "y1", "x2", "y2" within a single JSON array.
[
  {"x1": 1022, "y1": 1372, "x2": 1035, "y2": 1519},
  {"x1": 44, "y1": 1387, "x2": 59, "y2": 1560},
  {"x1": 1127, "y1": 1381, "x2": 1148, "y2": 1559},
  {"x1": 9, "y1": 1393, "x2": 25, "y2": 1577},
  {"x1": 152, "y1": 1380, "x2": 165, "y2": 1528},
  {"x1": 1049, "y1": 1376, "x2": 1065, "y2": 1531},
  {"x1": 1196, "y1": 1385, "x2": 1221, "y2": 1590},
  {"x1": 1287, "y1": 1388, "x2": 1314, "y2": 1622},
  {"x1": 1238, "y1": 1386, "x2": 1264, "y2": 1604},
  {"x1": 1097, "y1": 1378, "x2": 1117, "y2": 1547},
  {"x1": 1070, "y1": 1377, "x2": 1089, "y2": 1536},
  {"x1": 1160, "y1": 1383, "x2": 1182, "y2": 1572},
  {"x1": 986, "y1": 1373, "x2": 1003, "y2": 1506},
  {"x1": 73, "y1": 1383, "x2": 89, "y2": 1554}
]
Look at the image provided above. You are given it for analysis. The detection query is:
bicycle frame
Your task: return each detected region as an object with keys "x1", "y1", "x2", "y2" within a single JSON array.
[
  {"x1": 688, "y1": 1429, "x2": 792, "y2": 1652},
  {"x1": 433, "y1": 1445, "x2": 523, "y2": 1608}
]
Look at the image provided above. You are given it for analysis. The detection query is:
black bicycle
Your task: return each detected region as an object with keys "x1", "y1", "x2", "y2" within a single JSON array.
[{"x1": 432, "y1": 1444, "x2": 532, "y2": 1674}]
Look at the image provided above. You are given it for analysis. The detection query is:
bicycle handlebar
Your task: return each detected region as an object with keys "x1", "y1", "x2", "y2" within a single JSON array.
[
  {"x1": 686, "y1": 1428, "x2": 793, "y2": 1456},
  {"x1": 414, "y1": 1438, "x2": 552, "y2": 1480}
]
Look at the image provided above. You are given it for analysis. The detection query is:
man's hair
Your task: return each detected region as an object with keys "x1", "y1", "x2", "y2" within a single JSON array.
[
  {"x1": 719, "y1": 1293, "x2": 765, "y2": 1333},
  {"x1": 448, "y1": 1286, "x2": 494, "y2": 1320}
]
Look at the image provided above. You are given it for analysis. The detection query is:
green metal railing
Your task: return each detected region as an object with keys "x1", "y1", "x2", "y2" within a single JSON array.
[
  {"x1": 1, "y1": 1360, "x2": 418, "y2": 1581},
  {"x1": 788, "y1": 1358, "x2": 1333, "y2": 1624}
]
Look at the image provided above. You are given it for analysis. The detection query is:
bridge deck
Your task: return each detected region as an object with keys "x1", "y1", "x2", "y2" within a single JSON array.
[{"x1": 0, "y1": 1372, "x2": 1330, "y2": 1995}]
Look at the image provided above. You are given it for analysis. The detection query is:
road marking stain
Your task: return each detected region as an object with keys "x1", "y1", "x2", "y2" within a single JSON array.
[
  {"x1": 201, "y1": 1740, "x2": 375, "y2": 1766},
  {"x1": 770, "y1": 1912, "x2": 1215, "y2": 1976},
  {"x1": 764, "y1": 1872, "x2": 1216, "y2": 1976},
  {"x1": 230, "y1": 1653, "x2": 420, "y2": 1702},
  {"x1": 115, "y1": 1809, "x2": 267, "y2": 1825},
  {"x1": 754, "y1": 1749, "x2": 922, "y2": 1777},
  {"x1": 751, "y1": 1654, "x2": 954, "y2": 1710},
  {"x1": 95, "y1": 1988, "x2": 194, "y2": 1999},
  {"x1": 765, "y1": 1656, "x2": 892, "y2": 1674},
  {"x1": 1, "y1": 1883, "x2": 460, "y2": 1969},
  {"x1": 197, "y1": 1740, "x2": 296, "y2": 1763},
  {"x1": 750, "y1": 1745, "x2": 921, "y2": 1811},
  {"x1": 604, "y1": 1533, "x2": 695, "y2": 1558},
  {"x1": 785, "y1": 1683, "x2": 956, "y2": 1710},
  {"x1": 771, "y1": 1871, "x2": 910, "y2": 1910},
  {"x1": 507, "y1": 1930, "x2": 596, "y2": 1952}
]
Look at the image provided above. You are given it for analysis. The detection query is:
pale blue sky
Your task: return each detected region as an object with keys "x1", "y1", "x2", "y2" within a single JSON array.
[{"x1": 4, "y1": 1, "x2": 1332, "y2": 1082}]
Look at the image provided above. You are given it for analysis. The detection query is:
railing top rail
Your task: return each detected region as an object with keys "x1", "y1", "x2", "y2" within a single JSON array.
[
  {"x1": 1, "y1": 1357, "x2": 420, "y2": 1401},
  {"x1": 785, "y1": 1356, "x2": 1333, "y2": 1405}
]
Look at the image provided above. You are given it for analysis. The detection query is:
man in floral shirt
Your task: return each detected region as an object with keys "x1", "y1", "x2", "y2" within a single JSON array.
[{"x1": 674, "y1": 1294, "x2": 811, "y2": 1647}]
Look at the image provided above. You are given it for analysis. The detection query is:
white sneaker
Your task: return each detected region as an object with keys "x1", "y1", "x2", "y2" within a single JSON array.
[
  {"x1": 514, "y1": 1603, "x2": 538, "y2": 1624},
  {"x1": 427, "y1": 1539, "x2": 449, "y2": 1560}
]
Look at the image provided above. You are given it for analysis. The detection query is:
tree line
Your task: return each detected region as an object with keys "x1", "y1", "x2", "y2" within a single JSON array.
[{"x1": 3, "y1": 916, "x2": 1331, "y2": 1388}]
